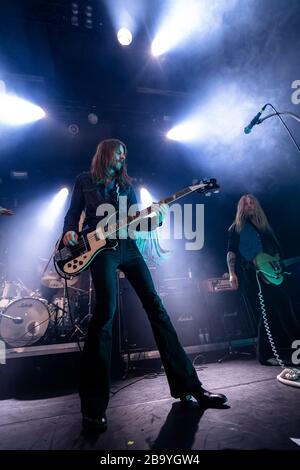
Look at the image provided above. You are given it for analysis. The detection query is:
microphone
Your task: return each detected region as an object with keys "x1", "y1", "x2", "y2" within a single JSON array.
[
  {"x1": 0, "y1": 312, "x2": 24, "y2": 323},
  {"x1": 244, "y1": 105, "x2": 267, "y2": 134}
]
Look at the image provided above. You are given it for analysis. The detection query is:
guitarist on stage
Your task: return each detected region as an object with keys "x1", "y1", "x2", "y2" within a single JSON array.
[
  {"x1": 62, "y1": 138, "x2": 227, "y2": 430},
  {"x1": 227, "y1": 194, "x2": 299, "y2": 365}
]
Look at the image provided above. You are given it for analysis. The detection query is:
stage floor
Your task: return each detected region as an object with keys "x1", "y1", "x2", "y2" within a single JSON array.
[{"x1": 0, "y1": 358, "x2": 299, "y2": 452}]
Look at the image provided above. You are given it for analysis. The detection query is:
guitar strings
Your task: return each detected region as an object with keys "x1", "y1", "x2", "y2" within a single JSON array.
[
  {"x1": 60, "y1": 185, "x2": 208, "y2": 259},
  {"x1": 62, "y1": 216, "x2": 146, "y2": 258}
]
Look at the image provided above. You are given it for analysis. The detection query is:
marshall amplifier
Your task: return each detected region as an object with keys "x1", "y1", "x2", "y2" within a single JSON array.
[
  {"x1": 200, "y1": 279, "x2": 256, "y2": 342},
  {"x1": 117, "y1": 275, "x2": 203, "y2": 351}
]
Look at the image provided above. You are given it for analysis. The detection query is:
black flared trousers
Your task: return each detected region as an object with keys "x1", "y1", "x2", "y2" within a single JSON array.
[{"x1": 79, "y1": 239, "x2": 202, "y2": 417}]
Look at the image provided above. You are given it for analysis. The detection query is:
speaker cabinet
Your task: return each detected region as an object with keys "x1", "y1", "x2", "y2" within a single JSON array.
[
  {"x1": 118, "y1": 277, "x2": 156, "y2": 352},
  {"x1": 160, "y1": 290, "x2": 202, "y2": 346},
  {"x1": 118, "y1": 276, "x2": 203, "y2": 352},
  {"x1": 202, "y1": 289, "x2": 255, "y2": 342}
]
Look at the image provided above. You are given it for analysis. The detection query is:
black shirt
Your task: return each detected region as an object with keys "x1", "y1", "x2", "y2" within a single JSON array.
[{"x1": 63, "y1": 171, "x2": 160, "y2": 234}]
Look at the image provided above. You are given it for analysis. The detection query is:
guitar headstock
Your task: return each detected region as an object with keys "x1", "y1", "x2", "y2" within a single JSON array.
[{"x1": 191, "y1": 178, "x2": 220, "y2": 196}]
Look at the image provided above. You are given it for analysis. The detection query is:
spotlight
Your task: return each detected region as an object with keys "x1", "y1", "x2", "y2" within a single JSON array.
[
  {"x1": 0, "y1": 94, "x2": 46, "y2": 125},
  {"x1": 140, "y1": 188, "x2": 156, "y2": 217},
  {"x1": 39, "y1": 188, "x2": 69, "y2": 229},
  {"x1": 140, "y1": 188, "x2": 153, "y2": 208},
  {"x1": 117, "y1": 28, "x2": 133, "y2": 46}
]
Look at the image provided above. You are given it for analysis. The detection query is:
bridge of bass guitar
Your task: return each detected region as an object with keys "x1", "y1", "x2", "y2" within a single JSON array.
[{"x1": 55, "y1": 234, "x2": 93, "y2": 276}]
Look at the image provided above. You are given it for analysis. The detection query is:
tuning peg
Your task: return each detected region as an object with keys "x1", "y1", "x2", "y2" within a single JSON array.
[{"x1": 205, "y1": 192, "x2": 212, "y2": 197}]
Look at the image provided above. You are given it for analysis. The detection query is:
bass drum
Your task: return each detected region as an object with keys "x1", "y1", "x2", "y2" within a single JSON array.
[{"x1": 0, "y1": 297, "x2": 50, "y2": 347}]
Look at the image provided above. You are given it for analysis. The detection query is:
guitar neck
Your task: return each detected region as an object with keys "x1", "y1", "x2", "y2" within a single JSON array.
[{"x1": 106, "y1": 185, "x2": 201, "y2": 237}]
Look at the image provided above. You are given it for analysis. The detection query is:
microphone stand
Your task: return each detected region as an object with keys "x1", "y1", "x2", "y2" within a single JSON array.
[
  {"x1": 256, "y1": 104, "x2": 300, "y2": 154},
  {"x1": 67, "y1": 273, "x2": 93, "y2": 341},
  {"x1": 0, "y1": 311, "x2": 23, "y2": 323}
]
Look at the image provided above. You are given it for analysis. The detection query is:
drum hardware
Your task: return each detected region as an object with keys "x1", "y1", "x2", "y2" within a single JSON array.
[
  {"x1": 16, "y1": 278, "x2": 32, "y2": 296},
  {"x1": 62, "y1": 272, "x2": 93, "y2": 341},
  {"x1": 0, "y1": 297, "x2": 50, "y2": 347},
  {"x1": 67, "y1": 285, "x2": 89, "y2": 295},
  {"x1": 41, "y1": 272, "x2": 78, "y2": 289},
  {"x1": 66, "y1": 315, "x2": 91, "y2": 340},
  {"x1": 1, "y1": 280, "x2": 21, "y2": 300},
  {"x1": 0, "y1": 311, "x2": 23, "y2": 324},
  {"x1": 0, "y1": 267, "x2": 92, "y2": 346},
  {"x1": 48, "y1": 296, "x2": 73, "y2": 337},
  {"x1": 1, "y1": 279, "x2": 31, "y2": 301},
  {"x1": 0, "y1": 298, "x2": 10, "y2": 310}
]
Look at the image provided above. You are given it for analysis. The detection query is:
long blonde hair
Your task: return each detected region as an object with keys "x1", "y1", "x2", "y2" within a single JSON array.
[
  {"x1": 231, "y1": 194, "x2": 272, "y2": 233},
  {"x1": 90, "y1": 138, "x2": 131, "y2": 186}
]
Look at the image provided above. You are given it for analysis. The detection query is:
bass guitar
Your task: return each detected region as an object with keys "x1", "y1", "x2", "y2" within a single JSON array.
[{"x1": 54, "y1": 178, "x2": 219, "y2": 278}]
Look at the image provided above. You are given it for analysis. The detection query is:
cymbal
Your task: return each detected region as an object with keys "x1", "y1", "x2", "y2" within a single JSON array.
[{"x1": 41, "y1": 274, "x2": 78, "y2": 288}]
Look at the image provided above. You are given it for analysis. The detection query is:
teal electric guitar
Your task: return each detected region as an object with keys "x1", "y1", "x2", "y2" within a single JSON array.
[{"x1": 254, "y1": 252, "x2": 300, "y2": 285}]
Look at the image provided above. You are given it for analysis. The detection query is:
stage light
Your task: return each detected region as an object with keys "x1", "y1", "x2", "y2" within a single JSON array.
[
  {"x1": 140, "y1": 188, "x2": 153, "y2": 208},
  {"x1": 151, "y1": 0, "x2": 238, "y2": 56},
  {"x1": 117, "y1": 27, "x2": 133, "y2": 46},
  {"x1": 140, "y1": 187, "x2": 157, "y2": 218},
  {"x1": 151, "y1": 0, "x2": 200, "y2": 56},
  {"x1": 205, "y1": 93, "x2": 251, "y2": 142},
  {"x1": 166, "y1": 83, "x2": 254, "y2": 145},
  {"x1": 0, "y1": 94, "x2": 46, "y2": 126},
  {"x1": 39, "y1": 188, "x2": 69, "y2": 229},
  {"x1": 166, "y1": 120, "x2": 201, "y2": 142}
]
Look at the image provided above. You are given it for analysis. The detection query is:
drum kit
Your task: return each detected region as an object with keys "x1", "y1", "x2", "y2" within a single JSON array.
[{"x1": 0, "y1": 266, "x2": 92, "y2": 348}]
